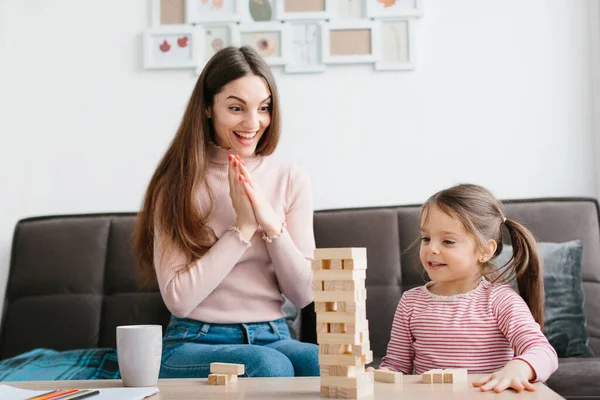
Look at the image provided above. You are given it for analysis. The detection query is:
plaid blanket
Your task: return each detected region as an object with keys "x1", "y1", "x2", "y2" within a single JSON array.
[{"x1": 0, "y1": 348, "x2": 120, "y2": 381}]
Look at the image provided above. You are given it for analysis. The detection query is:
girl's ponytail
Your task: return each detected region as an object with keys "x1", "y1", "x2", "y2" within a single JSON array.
[{"x1": 504, "y1": 219, "x2": 544, "y2": 329}]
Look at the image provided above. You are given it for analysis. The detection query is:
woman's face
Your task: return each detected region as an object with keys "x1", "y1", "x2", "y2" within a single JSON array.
[{"x1": 209, "y1": 74, "x2": 272, "y2": 157}]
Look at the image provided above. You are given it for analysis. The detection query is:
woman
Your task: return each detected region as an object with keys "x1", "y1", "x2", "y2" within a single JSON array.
[{"x1": 134, "y1": 46, "x2": 319, "y2": 378}]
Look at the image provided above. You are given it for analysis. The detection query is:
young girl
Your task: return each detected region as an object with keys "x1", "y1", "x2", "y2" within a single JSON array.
[
  {"x1": 378, "y1": 184, "x2": 558, "y2": 393},
  {"x1": 134, "y1": 46, "x2": 318, "y2": 378}
]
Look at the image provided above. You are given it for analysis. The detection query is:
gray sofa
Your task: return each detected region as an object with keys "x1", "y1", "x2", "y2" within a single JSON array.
[{"x1": 1, "y1": 198, "x2": 599, "y2": 398}]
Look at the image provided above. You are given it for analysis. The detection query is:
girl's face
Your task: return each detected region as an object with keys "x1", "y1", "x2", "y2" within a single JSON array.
[
  {"x1": 419, "y1": 205, "x2": 484, "y2": 291},
  {"x1": 209, "y1": 74, "x2": 272, "y2": 157}
]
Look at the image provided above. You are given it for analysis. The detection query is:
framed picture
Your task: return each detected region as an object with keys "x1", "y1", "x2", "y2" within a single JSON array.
[
  {"x1": 245, "y1": 0, "x2": 276, "y2": 22},
  {"x1": 144, "y1": 25, "x2": 200, "y2": 69},
  {"x1": 284, "y1": 22, "x2": 326, "y2": 73},
  {"x1": 365, "y1": 0, "x2": 423, "y2": 19},
  {"x1": 231, "y1": 22, "x2": 287, "y2": 65},
  {"x1": 151, "y1": 0, "x2": 186, "y2": 26},
  {"x1": 195, "y1": 24, "x2": 234, "y2": 74},
  {"x1": 329, "y1": 0, "x2": 364, "y2": 20},
  {"x1": 374, "y1": 19, "x2": 415, "y2": 70},
  {"x1": 275, "y1": 0, "x2": 332, "y2": 21},
  {"x1": 185, "y1": 0, "x2": 242, "y2": 23},
  {"x1": 321, "y1": 21, "x2": 379, "y2": 64}
]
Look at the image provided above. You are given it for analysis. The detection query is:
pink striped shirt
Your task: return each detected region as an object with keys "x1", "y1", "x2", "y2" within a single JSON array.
[{"x1": 380, "y1": 279, "x2": 558, "y2": 382}]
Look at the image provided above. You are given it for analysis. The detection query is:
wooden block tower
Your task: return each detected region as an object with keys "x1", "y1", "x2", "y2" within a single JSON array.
[{"x1": 312, "y1": 248, "x2": 374, "y2": 399}]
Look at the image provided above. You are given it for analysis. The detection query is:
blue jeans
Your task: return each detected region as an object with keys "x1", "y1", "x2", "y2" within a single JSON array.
[{"x1": 159, "y1": 316, "x2": 319, "y2": 378}]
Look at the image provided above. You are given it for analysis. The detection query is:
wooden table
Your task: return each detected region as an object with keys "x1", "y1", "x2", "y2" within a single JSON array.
[{"x1": 6, "y1": 375, "x2": 564, "y2": 399}]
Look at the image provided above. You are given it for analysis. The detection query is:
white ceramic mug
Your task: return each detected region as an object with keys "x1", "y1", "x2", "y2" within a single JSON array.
[{"x1": 116, "y1": 325, "x2": 162, "y2": 387}]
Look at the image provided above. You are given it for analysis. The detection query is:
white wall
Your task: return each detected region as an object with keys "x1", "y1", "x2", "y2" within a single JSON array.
[{"x1": 0, "y1": 0, "x2": 596, "y2": 316}]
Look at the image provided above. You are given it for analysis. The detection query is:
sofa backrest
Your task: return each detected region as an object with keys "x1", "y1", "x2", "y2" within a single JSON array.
[{"x1": 1, "y1": 198, "x2": 599, "y2": 360}]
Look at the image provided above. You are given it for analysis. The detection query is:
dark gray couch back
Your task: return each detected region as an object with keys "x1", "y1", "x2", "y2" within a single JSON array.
[{"x1": 1, "y1": 199, "x2": 599, "y2": 360}]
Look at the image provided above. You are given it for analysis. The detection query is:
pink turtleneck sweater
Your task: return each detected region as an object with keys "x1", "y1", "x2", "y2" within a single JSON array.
[{"x1": 153, "y1": 144, "x2": 315, "y2": 323}]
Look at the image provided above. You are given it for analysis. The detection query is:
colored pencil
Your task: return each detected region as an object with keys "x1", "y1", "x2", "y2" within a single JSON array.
[
  {"x1": 55, "y1": 390, "x2": 100, "y2": 400},
  {"x1": 26, "y1": 389, "x2": 78, "y2": 400}
]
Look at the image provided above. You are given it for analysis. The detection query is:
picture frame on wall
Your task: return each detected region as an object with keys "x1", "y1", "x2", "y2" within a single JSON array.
[
  {"x1": 151, "y1": 0, "x2": 186, "y2": 27},
  {"x1": 365, "y1": 0, "x2": 423, "y2": 19},
  {"x1": 321, "y1": 20, "x2": 379, "y2": 64},
  {"x1": 245, "y1": 0, "x2": 277, "y2": 22},
  {"x1": 328, "y1": 0, "x2": 364, "y2": 20},
  {"x1": 185, "y1": 0, "x2": 242, "y2": 24},
  {"x1": 275, "y1": 0, "x2": 332, "y2": 21},
  {"x1": 231, "y1": 22, "x2": 288, "y2": 65},
  {"x1": 374, "y1": 19, "x2": 415, "y2": 70},
  {"x1": 284, "y1": 21, "x2": 326, "y2": 73},
  {"x1": 196, "y1": 24, "x2": 234, "y2": 74},
  {"x1": 144, "y1": 25, "x2": 200, "y2": 69}
]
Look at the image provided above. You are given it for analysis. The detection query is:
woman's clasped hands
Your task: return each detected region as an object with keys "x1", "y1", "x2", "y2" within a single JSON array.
[{"x1": 228, "y1": 154, "x2": 283, "y2": 241}]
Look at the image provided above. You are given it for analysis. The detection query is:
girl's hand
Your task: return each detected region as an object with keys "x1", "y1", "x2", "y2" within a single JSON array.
[
  {"x1": 472, "y1": 360, "x2": 536, "y2": 393},
  {"x1": 228, "y1": 154, "x2": 257, "y2": 241},
  {"x1": 233, "y1": 155, "x2": 283, "y2": 237}
]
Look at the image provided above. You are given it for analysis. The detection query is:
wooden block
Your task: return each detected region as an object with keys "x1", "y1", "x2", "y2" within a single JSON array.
[
  {"x1": 344, "y1": 320, "x2": 369, "y2": 334},
  {"x1": 330, "y1": 259, "x2": 343, "y2": 269},
  {"x1": 312, "y1": 260, "x2": 324, "y2": 270},
  {"x1": 312, "y1": 269, "x2": 366, "y2": 281},
  {"x1": 337, "y1": 301, "x2": 366, "y2": 313},
  {"x1": 317, "y1": 332, "x2": 361, "y2": 345},
  {"x1": 317, "y1": 323, "x2": 329, "y2": 334},
  {"x1": 321, "y1": 371, "x2": 374, "y2": 389},
  {"x1": 314, "y1": 248, "x2": 367, "y2": 261},
  {"x1": 320, "y1": 386, "x2": 330, "y2": 397},
  {"x1": 422, "y1": 369, "x2": 444, "y2": 383},
  {"x1": 337, "y1": 383, "x2": 374, "y2": 399},
  {"x1": 342, "y1": 259, "x2": 367, "y2": 270},
  {"x1": 210, "y1": 362, "x2": 244, "y2": 375},
  {"x1": 443, "y1": 368, "x2": 468, "y2": 384},
  {"x1": 334, "y1": 280, "x2": 365, "y2": 291},
  {"x1": 364, "y1": 350, "x2": 373, "y2": 364},
  {"x1": 320, "y1": 365, "x2": 364, "y2": 377},
  {"x1": 208, "y1": 373, "x2": 232, "y2": 385},
  {"x1": 374, "y1": 369, "x2": 403, "y2": 383},
  {"x1": 313, "y1": 289, "x2": 367, "y2": 303},
  {"x1": 319, "y1": 354, "x2": 363, "y2": 366},
  {"x1": 315, "y1": 302, "x2": 339, "y2": 312},
  {"x1": 324, "y1": 281, "x2": 337, "y2": 291},
  {"x1": 317, "y1": 312, "x2": 365, "y2": 324},
  {"x1": 312, "y1": 280, "x2": 324, "y2": 291},
  {"x1": 319, "y1": 344, "x2": 348, "y2": 355},
  {"x1": 350, "y1": 343, "x2": 370, "y2": 357},
  {"x1": 329, "y1": 323, "x2": 345, "y2": 333}
]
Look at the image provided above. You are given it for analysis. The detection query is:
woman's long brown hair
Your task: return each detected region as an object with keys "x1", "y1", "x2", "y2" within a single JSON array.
[
  {"x1": 134, "y1": 46, "x2": 281, "y2": 287},
  {"x1": 420, "y1": 184, "x2": 545, "y2": 329}
]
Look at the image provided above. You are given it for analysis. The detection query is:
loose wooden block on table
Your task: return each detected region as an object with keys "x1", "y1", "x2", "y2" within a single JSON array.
[
  {"x1": 208, "y1": 373, "x2": 237, "y2": 385},
  {"x1": 210, "y1": 362, "x2": 244, "y2": 375},
  {"x1": 373, "y1": 369, "x2": 403, "y2": 383},
  {"x1": 422, "y1": 369, "x2": 444, "y2": 383},
  {"x1": 443, "y1": 368, "x2": 468, "y2": 383}
]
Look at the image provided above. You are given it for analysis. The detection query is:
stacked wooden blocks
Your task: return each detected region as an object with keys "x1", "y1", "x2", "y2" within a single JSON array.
[
  {"x1": 312, "y1": 248, "x2": 374, "y2": 399},
  {"x1": 208, "y1": 362, "x2": 244, "y2": 385}
]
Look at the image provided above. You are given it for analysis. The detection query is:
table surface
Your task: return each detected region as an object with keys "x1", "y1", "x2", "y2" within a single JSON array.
[{"x1": 6, "y1": 375, "x2": 564, "y2": 399}]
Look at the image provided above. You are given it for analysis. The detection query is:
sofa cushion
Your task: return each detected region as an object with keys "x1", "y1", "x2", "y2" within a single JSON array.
[
  {"x1": 547, "y1": 357, "x2": 600, "y2": 398},
  {"x1": 496, "y1": 241, "x2": 594, "y2": 358},
  {"x1": 1, "y1": 295, "x2": 102, "y2": 359}
]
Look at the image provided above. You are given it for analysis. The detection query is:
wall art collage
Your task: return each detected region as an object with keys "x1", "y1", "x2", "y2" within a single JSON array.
[{"x1": 143, "y1": 0, "x2": 422, "y2": 74}]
